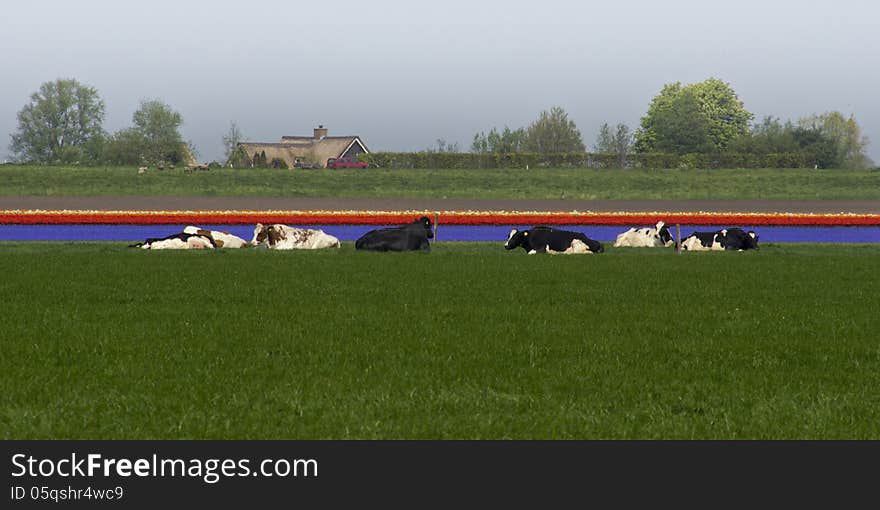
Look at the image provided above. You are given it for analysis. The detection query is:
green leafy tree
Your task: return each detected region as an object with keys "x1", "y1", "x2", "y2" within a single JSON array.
[
  {"x1": 131, "y1": 99, "x2": 186, "y2": 164},
  {"x1": 636, "y1": 78, "x2": 752, "y2": 153},
  {"x1": 647, "y1": 89, "x2": 713, "y2": 154},
  {"x1": 102, "y1": 128, "x2": 147, "y2": 165},
  {"x1": 790, "y1": 126, "x2": 838, "y2": 168},
  {"x1": 523, "y1": 107, "x2": 585, "y2": 154},
  {"x1": 728, "y1": 116, "x2": 799, "y2": 155},
  {"x1": 9, "y1": 78, "x2": 105, "y2": 163},
  {"x1": 799, "y1": 112, "x2": 870, "y2": 169},
  {"x1": 593, "y1": 122, "x2": 633, "y2": 166},
  {"x1": 689, "y1": 78, "x2": 753, "y2": 150}
]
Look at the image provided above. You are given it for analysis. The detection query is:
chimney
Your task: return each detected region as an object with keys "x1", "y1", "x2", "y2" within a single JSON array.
[{"x1": 313, "y1": 125, "x2": 328, "y2": 140}]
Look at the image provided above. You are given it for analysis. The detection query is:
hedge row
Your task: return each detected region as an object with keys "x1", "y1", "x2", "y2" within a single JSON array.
[{"x1": 358, "y1": 152, "x2": 819, "y2": 169}]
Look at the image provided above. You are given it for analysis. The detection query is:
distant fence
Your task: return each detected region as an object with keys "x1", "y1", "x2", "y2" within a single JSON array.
[{"x1": 360, "y1": 152, "x2": 819, "y2": 170}]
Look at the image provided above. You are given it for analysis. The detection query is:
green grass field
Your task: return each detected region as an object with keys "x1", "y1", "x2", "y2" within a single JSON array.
[
  {"x1": 2, "y1": 165, "x2": 879, "y2": 199},
  {"x1": 2, "y1": 242, "x2": 879, "y2": 439}
]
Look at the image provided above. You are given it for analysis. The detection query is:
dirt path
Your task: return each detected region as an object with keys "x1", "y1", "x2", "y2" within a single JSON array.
[{"x1": 1, "y1": 196, "x2": 878, "y2": 213}]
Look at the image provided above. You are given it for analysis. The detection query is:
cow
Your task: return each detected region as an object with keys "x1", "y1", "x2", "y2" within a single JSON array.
[
  {"x1": 129, "y1": 231, "x2": 216, "y2": 250},
  {"x1": 681, "y1": 228, "x2": 759, "y2": 251},
  {"x1": 182, "y1": 226, "x2": 248, "y2": 248},
  {"x1": 250, "y1": 224, "x2": 341, "y2": 250},
  {"x1": 355, "y1": 216, "x2": 433, "y2": 252},
  {"x1": 680, "y1": 231, "x2": 725, "y2": 251},
  {"x1": 504, "y1": 226, "x2": 603, "y2": 254},
  {"x1": 613, "y1": 221, "x2": 676, "y2": 248},
  {"x1": 719, "y1": 228, "x2": 759, "y2": 251}
]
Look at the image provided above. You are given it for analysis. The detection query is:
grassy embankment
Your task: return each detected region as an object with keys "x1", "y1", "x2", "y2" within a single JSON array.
[
  {"x1": 1, "y1": 165, "x2": 879, "y2": 200},
  {"x1": 1, "y1": 242, "x2": 878, "y2": 439}
]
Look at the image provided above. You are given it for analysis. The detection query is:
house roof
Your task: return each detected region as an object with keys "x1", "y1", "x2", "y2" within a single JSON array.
[{"x1": 238, "y1": 135, "x2": 369, "y2": 168}]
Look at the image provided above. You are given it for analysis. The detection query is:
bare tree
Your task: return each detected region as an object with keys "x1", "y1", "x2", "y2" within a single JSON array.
[
  {"x1": 593, "y1": 122, "x2": 633, "y2": 167},
  {"x1": 222, "y1": 121, "x2": 245, "y2": 164}
]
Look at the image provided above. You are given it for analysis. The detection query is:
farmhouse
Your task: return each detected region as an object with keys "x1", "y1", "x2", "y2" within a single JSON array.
[{"x1": 238, "y1": 125, "x2": 370, "y2": 168}]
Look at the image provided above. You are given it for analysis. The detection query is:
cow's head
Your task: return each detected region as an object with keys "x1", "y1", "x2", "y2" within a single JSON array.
[
  {"x1": 587, "y1": 238, "x2": 605, "y2": 253},
  {"x1": 252, "y1": 224, "x2": 286, "y2": 247},
  {"x1": 251, "y1": 223, "x2": 267, "y2": 245},
  {"x1": 747, "y1": 231, "x2": 760, "y2": 249},
  {"x1": 655, "y1": 221, "x2": 676, "y2": 248},
  {"x1": 416, "y1": 216, "x2": 434, "y2": 238},
  {"x1": 505, "y1": 229, "x2": 527, "y2": 250}
]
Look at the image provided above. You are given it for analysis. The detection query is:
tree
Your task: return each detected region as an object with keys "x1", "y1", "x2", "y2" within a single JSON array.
[
  {"x1": 689, "y1": 78, "x2": 753, "y2": 150},
  {"x1": 471, "y1": 132, "x2": 489, "y2": 154},
  {"x1": 132, "y1": 99, "x2": 186, "y2": 164},
  {"x1": 799, "y1": 112, "x2": 870, "y2": 169},
  {"x1": 9, "y1": 78, "x2": 105, "y2": 163},
  {"x1": 790, "y1": 125, "x2": 838, "y2": 168},
  {"x1": 647, "y1": 89, "x2": 713, "y2": 154},
  {"x1": 222, "y1": 121, "x2": 245, "y2": 165},
  {"x1": 471, "y1": 126, "x2": 526, "y2": 154},
  {"x1": 102, "y1": 128, "x2": 147, "y2": 165},
  {"x1": 426, "y1": 139, "x2": 460, "y2": 153},
  {"x1": 635, "y1": 78, "x2": 752, "y2": 153},
  {"x1": 728, "y1": 116, "x2": 799, "y2": 155},
  {"x1": 523, "y1": 107, "x2": 585, "y2": 154},
  {"x1": 593, "y1": 122, "x2": 633, "y2": 167}
]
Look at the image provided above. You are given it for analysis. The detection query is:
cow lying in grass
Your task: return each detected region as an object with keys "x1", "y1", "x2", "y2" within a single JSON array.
[
  {"x1": 182, "y1": 226, "x2": 249, "y2": 248},
  {"x1": 614, "y1": 221, "x2": 676, "y2": 248},
  {"x1": 505, "y1": 226, "x2": 604, "y2": 254},
  {"x1": 130, "y1": 226, "x2": 249, "y2": 250},
  {"x1": 129, "y1": 231, "x2": 217, "y2": 250},
  {"x1": 251, "y1": 223, "x2": 341, "y2": 250},
  {"x1": 355, "y1": 216, "x2": 434, "y2": 252},
  {"x1": 681, "y1": 228, "x2": 759, "y2": 251}
]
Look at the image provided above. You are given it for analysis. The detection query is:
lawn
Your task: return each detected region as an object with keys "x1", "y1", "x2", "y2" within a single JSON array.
[
  {"x1": 1, "y1": 165, "x2": 879, "y2": 200},
  {"x1": 1, "y1": 242, "x2": 879, "y2": 439}
]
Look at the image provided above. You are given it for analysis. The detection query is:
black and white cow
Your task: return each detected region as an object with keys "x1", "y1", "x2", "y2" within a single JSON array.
[
  {"x1": 129, "y1": 231, "x2": 217, "y2": 250},
  {"x1": 719, "y1": 228, "x2": 759, "y2": 250},
  {"x1": 613, "y1": 221, "x2": 676, "y2": 248},
  {"x1": 355, "y1": 216, "x2": 434, "y2": 252},
  {"x1": 504, "y1": 226, "x2": 604, "y2": 254},
  {"x1": 681, "y1": 228, "x2": 759, "y2": 251}
]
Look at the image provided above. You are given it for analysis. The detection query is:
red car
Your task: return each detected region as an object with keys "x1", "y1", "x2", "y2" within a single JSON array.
[{"x1": 326, "y1": 157, "x2": 368, "y2": 169}]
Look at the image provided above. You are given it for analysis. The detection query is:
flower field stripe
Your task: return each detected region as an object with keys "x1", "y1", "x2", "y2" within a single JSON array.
[{"x1": 2, "y1": 210, "x2": 880, "y2": 226}]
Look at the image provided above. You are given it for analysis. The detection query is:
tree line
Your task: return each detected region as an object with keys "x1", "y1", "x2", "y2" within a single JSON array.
[
  {"x1": 8, "y1": 77, "x2": 874, "y2": 169},
  {"x1": 469, "y1": 78, "x2": 872, "y2": 169},
  {"x1": 8, "y1": 78, "x2": 193, "y2": 166}
]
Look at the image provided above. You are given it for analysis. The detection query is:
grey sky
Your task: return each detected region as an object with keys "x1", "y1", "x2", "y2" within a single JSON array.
[{"x1": 2, "y1": 0, "x2": 878, "y2": 163}]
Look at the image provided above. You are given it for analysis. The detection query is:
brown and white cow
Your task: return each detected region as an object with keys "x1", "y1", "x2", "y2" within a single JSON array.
[
  {"x1": 250, "y1": 224, "x2": 341, "y2": 250},
  {"x1": 183, "y1": 226, "x2": 248, "y2": 248}
]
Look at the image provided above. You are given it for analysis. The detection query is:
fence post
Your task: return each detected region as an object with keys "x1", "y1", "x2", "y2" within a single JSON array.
[
  {"x1": 433, "y1": 212, "x2": 439, "y2": 242},
  {"x1": 676, "y1": 224, "x2": 681, "y2": 255}
]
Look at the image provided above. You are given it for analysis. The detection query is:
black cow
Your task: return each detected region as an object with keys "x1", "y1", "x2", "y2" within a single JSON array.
[
  {"x1": 504, "y1": 226, "x2": 604, "y2": 254},
  {"x1": 355, "y1": 216, "x2": 434, "y2": 252}
]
